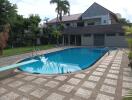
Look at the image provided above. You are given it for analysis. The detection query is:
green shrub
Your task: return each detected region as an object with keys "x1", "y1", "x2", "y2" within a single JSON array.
[
  {"x1": 127, "y1": 38, "x2": 132, "y2": 50},
  {"x1": 123, "y1": 90, "x2": 132, "y2": 100},
  {"x1": 128, "y1": 51, "x2": 132, "y2": 59}
]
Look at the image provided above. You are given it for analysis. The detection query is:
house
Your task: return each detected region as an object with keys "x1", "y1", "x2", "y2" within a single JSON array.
[{"x1": 48, "y1": 2, "x2": 127, "y2": 47}]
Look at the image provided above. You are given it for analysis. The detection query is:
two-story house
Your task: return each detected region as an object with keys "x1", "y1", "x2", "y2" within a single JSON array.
[{"x1": 48, "y1": 2, "x2": 127, "y2": 47}]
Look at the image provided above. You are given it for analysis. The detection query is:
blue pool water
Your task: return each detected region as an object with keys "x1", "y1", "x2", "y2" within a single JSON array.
[{"x1": 19, "y1": 48, "x2": 107, "y2": 74}]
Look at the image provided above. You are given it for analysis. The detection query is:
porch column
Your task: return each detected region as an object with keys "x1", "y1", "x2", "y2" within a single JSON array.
[
  {"x1": 75, "y1": 35, "x2": 77, "y2": 46},
  {"x1": 68, "y1": 35, "x2": 70, "y2": 45},
  {"x1": 62, "y1": 35, "x2": 64, "y2": 46}
]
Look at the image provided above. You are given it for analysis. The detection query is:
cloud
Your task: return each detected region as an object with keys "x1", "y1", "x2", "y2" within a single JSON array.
[
  {"x1": 9, "y1": 0, "x2": 132, "y2": 22},
  {"x1": 10, "y1": 0, "x2": 56, "y2": 20}
]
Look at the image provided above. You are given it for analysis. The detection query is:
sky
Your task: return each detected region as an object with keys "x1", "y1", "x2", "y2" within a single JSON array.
[{"x1": 9, "y1": 0, "x2": 132, "y2": 22}]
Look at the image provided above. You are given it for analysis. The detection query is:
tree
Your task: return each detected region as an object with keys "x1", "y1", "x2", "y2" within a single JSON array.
[
  {"x1": 8, "y1": 14, "x2": 41, "y2": 47},
  {"x1": 44, "y1": 17, "x2": 49, "y2": 24},
  {"x1": 0, "y1": 0, "x2": 17, "y2": 25},
  {"x1": 0, "y1": 0, "x2": 17, "y2": 55},
  {"x1": 124, "y1": 26, "x2": 132, "y2": 35},
  {"x1": 124, "y1": 26, "x2": 132, "y2": 66},
  {"x1": 119, "y1": 18, "x2": 131, "y2": 26},
  {"x1": 50, "y1": 0, "x2": 69, "y2": 45},
  {"x1": 50, "y1": 0, "x2": 70, "y2": 22},
  {"x1": 120, "y1": 18, "x2": 132, "y2": 60},
  {"x1": 0, "y1": 24, "x2": 10, "y2": 55},
  {"x1": 51, "y1": 24, "x2": 64, "y2": 45},
  {"x1": 0, "y1": 0, "x2": 42, "y2": 49},
  {"x1": 52, "y1": 28, "x2": 61, "y2": 45},
  {"x1": 9, "y1": 15, "x2": 25, "y2": 47},
  {"x1": 25, "y1": 14, "x2": 41, "y2": 46}
]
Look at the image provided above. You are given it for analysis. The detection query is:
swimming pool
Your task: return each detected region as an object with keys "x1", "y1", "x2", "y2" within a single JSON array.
[{"x1": 19, "y1": 48, "x2": 107, "y2": 74}]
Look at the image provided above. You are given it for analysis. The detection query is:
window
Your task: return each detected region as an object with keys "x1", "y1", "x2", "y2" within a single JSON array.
[
  {"x1": 77, "y1": 22, "x2": 84, "y2": 27},
  {"x1": 119, "y1": 33, "x2": 125, "y2": 36},
  {"x1": 106, "y1": 33, "x2": 116, "y2": 36},
  {"x1": 84, "y1": 34, "x2": 91, "y2": 37},
  {"x1": 87, "y1": 22, "x2": 95, "y2": 25},
  {"x1": 104, "y1": 20, "x2": 107, "y2": 23},
  {"x1": 66, "y1": 23, "x2": 70, "y2": 27}
]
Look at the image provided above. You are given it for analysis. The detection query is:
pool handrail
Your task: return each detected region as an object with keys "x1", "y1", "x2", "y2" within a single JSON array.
[{"x1": 32, "y1": 48, "x2": 42, "y2": 58}]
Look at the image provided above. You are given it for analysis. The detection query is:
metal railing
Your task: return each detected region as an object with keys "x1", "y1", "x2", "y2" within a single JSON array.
[{"x1": 31, "y1": 48, "x2": 41, "y2": 58}]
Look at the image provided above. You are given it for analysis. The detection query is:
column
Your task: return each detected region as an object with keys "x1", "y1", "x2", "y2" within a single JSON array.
[
  {"x1": 62, "y1": 35, "x2": 64, "y2": 46},
  {"x1": 68, "y1": 35, "x2": 70, "y2": 45},
  {"x1": 75, "y1": 35, "x2": 77, "y2": 46}
]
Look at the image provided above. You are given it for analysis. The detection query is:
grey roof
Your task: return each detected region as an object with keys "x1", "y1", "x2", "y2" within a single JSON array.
[
  {"x1": 62, "y1": 24, "x2": 124, "y2": 35},
  {"x1": 48, "y1": 13, "x2": 82, "y2": 23},
  {"x1": 48, "y1": 2, "x2": 118, "y2": 24},
  {"x1": 82, "y1": 2, "x2": 117, "y2": 20}
]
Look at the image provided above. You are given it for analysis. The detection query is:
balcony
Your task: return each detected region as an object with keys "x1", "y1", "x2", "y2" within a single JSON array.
[{"x1": 62, "y1": 24, "x2": 124, "y2": 35}]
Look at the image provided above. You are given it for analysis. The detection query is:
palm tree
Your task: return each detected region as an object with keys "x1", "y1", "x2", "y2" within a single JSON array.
[
  {"x1": 44, "y1": 17, "x2": 49, "y2": 24},
  {"x1": 50, "y1": 0, "x2": 69, "y2": 45},
  {"x1": 50, "y1": 0, "x2": 70, "y2": 22}
]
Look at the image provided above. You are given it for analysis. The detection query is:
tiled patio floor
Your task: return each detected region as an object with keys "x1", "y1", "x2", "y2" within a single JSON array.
[{"x1": 0, "y1": 48, "x2": 132, "y2": 100}]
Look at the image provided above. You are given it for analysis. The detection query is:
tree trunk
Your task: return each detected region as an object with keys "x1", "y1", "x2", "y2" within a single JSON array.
[
  {"x1": 0, "y1": 48, "x2": 3, "y2": 56},
  {"x1": 130, "y1": 60, "x2": 132, "y2": 68},
  {"x1": 57, "y1": 38, "x2": 59, "y2": 46}
]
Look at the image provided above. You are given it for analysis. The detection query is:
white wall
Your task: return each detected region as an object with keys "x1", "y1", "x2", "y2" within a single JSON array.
[
  {"x1": 105, "y1": 34, "x2": 128, "y2": 47},
  {"x1": 101, "y1": 15, "x2": 111, "y2": 25},
  {"x1": 81, "y1": 34, "x2": 127, "y2": 47},
  {"x1": 81, "y1": 35, "x2": 93, "y2": 46}
]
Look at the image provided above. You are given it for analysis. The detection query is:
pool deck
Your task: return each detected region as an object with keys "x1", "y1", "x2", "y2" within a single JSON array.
[{"x1": 0, "y1": 47, "x2": 132, "y2": 100}]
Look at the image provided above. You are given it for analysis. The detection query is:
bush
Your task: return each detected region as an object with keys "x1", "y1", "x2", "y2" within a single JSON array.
[
  {"x1": 123, "y1": 90, "x2": 132, "y2": 100},
  {"x1": 128, "y1": 51, "x2": 132, "y2": 59},
  {"x1": 127, "y1": 38, "x2": 132, "y2": 49}
]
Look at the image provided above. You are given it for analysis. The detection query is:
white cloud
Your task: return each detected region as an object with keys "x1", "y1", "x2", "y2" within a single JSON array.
[{"x1": 9, "y1": 0, "x2": 132, "y2": 22}]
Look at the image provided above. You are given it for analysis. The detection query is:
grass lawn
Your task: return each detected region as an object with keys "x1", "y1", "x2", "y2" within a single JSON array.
[
  {"x1": 123, "y1": 90, "x2": 132, "y2": 100},
  {"x1": 1, "y1": 44, "x2": 55, "y2": 57},
  {"x1": 123, "y1": 97, "x2": 132, "y2": 100}
]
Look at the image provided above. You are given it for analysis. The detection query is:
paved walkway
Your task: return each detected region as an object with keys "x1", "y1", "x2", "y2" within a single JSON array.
[{"x1": 0, "y1": 49, "x2": 132, "y2": 100}]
